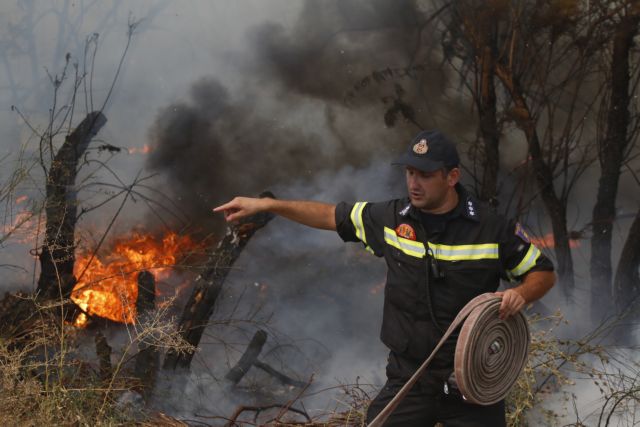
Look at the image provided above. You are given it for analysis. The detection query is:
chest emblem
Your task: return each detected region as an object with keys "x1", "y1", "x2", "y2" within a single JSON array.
[{"x1": 395, "y1": 223, "x2": 417, "y2": 240}]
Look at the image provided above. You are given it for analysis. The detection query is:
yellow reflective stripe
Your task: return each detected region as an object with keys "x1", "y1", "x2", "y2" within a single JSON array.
[
  {"x1": 383, "y1": 227, "x2": 426, "y2": 258},
  {"x1": 350, "y1": 202, "x2": 368, "y2": 244},
  {"x1": 427, "y1": 242, "x2": 499, "y2": 261},
  {"x1": 509, "y1": 244, "x2": 541, "y2": 277}
]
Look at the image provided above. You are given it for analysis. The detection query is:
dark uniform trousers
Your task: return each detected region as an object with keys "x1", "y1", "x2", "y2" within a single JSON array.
[{"x1": 365, "y1": 352, "x2": 506, "y2": 427}]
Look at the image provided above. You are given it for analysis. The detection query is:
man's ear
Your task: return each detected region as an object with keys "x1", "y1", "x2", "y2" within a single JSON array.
[{"x1": 447, "y1": 168, "x2": 460, "y2": 187}]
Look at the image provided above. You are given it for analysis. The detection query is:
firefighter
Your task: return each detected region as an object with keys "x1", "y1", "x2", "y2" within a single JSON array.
[{"x1": 214, "y1": 129, "x2": 555, "y2": 426}]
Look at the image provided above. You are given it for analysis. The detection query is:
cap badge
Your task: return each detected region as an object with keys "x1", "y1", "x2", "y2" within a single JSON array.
[{"x1": 413, "y1": 139, "x2": 429, "y2": 154}]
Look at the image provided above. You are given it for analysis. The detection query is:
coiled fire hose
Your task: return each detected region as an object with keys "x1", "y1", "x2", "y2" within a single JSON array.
[{"x1": 367, "y1": 293, "x2": 530, "y2": 427}]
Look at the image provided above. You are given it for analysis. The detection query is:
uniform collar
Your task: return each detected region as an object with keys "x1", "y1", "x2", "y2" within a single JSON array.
[{"x1": 399, "y1": 184, "x2": 481, "y2": 222}]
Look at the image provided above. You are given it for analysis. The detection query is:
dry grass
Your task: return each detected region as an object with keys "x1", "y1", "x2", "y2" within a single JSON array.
[
  {"x1": 0, "y1": 292, "x2": 194, "y2": 426},
  {"x1": 0, "y1": 298, "x2": 637, "y2": 427}
]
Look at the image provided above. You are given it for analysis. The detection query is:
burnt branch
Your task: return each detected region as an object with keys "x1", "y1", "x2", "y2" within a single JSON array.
[
  {"x1": 225, "y1": 404, "x2": 311, "y2": 426},
  {"x1": 253, "y1": 361, "x2": 307, "y2": 388},
  {"x1": 163, "y1": 192, "x2": 275, "y2": 370},
  {"x1": 225, "y1": 329, "x2": 267, "y2": 385},
  {"x1": 225, "y1": 329, "x2": 307, "y2": 388}
]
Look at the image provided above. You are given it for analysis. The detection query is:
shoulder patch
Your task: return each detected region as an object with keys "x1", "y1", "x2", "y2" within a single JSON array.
[
  {"x1": 514, "y1": 222, "x2": 531, "y2": 243},
  {"x1": 399, "y1": 203, "x2": 411, "y2": 217},
  {"x1": 465, "y1": 198, "x2": 477, "y2": 218},
  {"x1": 395, "y1": 223, "x2": 417, "y2": 240}
]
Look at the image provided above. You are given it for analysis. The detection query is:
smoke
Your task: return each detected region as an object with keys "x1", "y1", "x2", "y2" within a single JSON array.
[
  {"x1": 143, "y1": 0, "x2": 465, "y2": 420},
  {"x1": 152, "y1": 160, "x2": 403, "y2": 420},
  {"x1": 250, "y1": 0, "x2": 425, "y2": 101},
  {"x1": 145, "y1": 0, "x2": 472, "y2": 234}
]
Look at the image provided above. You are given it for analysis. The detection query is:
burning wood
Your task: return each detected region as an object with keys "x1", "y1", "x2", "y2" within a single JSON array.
[
  {"x1": 163, "y1": 192, "x2": 275, "y2": 370},
  {"x1": 71, "y1": 231, "x2": 199, "y2": 325}
]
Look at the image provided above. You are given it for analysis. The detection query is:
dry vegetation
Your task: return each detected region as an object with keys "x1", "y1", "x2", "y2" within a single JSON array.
[
  {"x1": 0, "y1": 293, "x2": 194, "y2": 426},
  {"x1": 1, "y1": 300, "x2": 636, "y2": 426}
]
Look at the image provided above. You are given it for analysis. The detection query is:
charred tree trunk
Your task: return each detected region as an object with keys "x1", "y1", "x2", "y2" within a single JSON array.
[
  {"x1": 133, "y1": 271, "x2": 158, "y2": 398},
  {"x1": 37, "y1": 111, "x2": 107, "y2": 299},
  {"x1": 163, "y1": 193, "x2": 275, "y2": 370},
  {"x1": 475, "y1": 14, "x2": 500, "y2": 206},
  {"x1": 590, "y1": 12, "x2": 640, "y2": 320},
  {"x1": 452, "y1": 3, "x2": 502, "y2": 206},
  {"x1": 614, "y1": 208, "x2": 640, "y2": 314},
  {"x1": 494, "y1": 65, "x2": 574, "y2": 294},
  {"x1": 478, "y1": 47, "x2": 500, "y2": 206},
  {"x1": 135, "y1": 270, "x2": 156, "y2": 315}
]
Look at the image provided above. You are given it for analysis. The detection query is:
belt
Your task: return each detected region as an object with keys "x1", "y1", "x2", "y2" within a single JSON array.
[{"x1": 368, "y1": 293, "x2": 530, "y2": 427}]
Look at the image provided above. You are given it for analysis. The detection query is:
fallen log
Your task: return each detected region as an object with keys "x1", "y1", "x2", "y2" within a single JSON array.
[{"x1": 163, "y1": 192, "x2": 275, "y2": 370}]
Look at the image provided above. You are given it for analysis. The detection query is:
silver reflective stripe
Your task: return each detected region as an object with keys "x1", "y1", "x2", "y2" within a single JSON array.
[
  {"x1": 350, "y1": 202, "x2": 368, "y2": 244},
  {"x1": 383, "y1": 227, "x2": 426, "y2": 258},
  {"x1": 427, "y1": 242, "x2": 499, "y2": 261},
  {"x1": 509, "y1": 244, "x2": 541, "y2": 277}
]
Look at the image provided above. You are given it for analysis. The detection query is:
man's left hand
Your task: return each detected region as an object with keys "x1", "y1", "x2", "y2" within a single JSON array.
[{"x1": 494, "y1": 289, "x2": 526, "y2": 320}]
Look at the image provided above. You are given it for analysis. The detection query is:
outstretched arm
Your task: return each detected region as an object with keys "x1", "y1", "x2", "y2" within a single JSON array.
[
  {"x1": 496, "y1": 270, "x2": 555, "y2": 320},
  {"x1": 213, "y1": 197, "x2": 337, "y2": 231}
]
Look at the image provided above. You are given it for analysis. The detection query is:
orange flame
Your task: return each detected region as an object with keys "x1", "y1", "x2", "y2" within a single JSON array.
[
  {"x1": 1, "y1": 209, "x2": 38, "y2": 245},
  {"x1": 71, "y1": 231, "x2": 200, "y2": 325},
  {"x1": 128, "y1": 144, "x2": 152, "y2": 155},
  {"x1": 530, "y1": 233, "x2": 581, "y2": 249}
]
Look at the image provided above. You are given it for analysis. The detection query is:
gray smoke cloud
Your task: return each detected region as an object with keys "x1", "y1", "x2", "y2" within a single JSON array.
[
  {"x1": 143, "y1": 0, "x2": 465, "y2": 420},
  {"x1": 144, "y1": 0, "x2": 471, "y2": 234}
]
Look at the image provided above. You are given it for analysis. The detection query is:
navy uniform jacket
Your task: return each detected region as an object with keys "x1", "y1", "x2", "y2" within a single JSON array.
[{"x1": 334, "y1": 186, "x2": 553, "y2": 380}]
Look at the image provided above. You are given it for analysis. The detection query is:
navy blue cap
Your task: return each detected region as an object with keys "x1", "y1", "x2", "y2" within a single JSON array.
[{"x1": 392, "y1": 129, "x2": 460, "y2": 172}]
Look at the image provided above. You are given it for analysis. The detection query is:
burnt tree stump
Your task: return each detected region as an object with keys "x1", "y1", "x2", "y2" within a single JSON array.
[
  {"x1": 95, "y1": 331, "x2": 113, "y2": 381},
  {"x1": 133, "y1": 271, "x2": 159, "y2": 398},
  {"x1": 163, "y1": 192, "x2": 275, "y2": 370}
]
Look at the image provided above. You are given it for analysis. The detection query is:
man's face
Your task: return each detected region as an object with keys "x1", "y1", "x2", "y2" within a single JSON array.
[{"x1": 405, "y1": 166, "x2": 458, "y2": 211}]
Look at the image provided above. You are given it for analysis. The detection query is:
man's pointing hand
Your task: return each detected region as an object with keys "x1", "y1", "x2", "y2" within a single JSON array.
[{"x1": 213, "y1": 197, "x2": 267, "y2": 222}]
